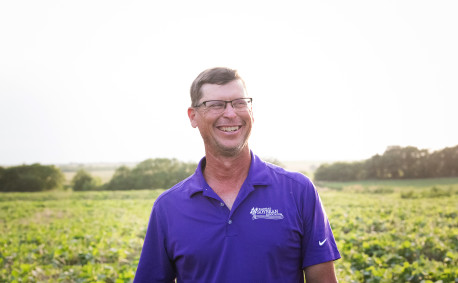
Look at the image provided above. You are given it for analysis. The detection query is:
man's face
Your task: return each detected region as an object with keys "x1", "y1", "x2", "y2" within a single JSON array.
[{"x1": 188, "y1": 80, "x2": 254, "y2": 157}]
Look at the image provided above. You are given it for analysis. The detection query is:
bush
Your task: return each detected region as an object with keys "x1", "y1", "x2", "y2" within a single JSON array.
[
  {"x1": 0, "y1": 164, "x2": 64, "y2": 192},
  {"x1": 422, "y1": 186, "x2": 451, "y2": 198},
  {"x1": 400, "y1": 187, "x2": 452, "y2": 199},
  {"x1": 372, "y1": 187, "x2": 394, "y2": 194},
  {"x1": 71, "y1": 169, "x2": 100, "y2": 191},
  {"x1": 104, "y1": 158, "x2": 197, "y2": 190},
  {"x1": 401, "y1": 191, "x2": 416, "y2": 199}
]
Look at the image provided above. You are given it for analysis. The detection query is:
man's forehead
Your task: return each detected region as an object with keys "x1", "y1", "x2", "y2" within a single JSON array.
[{"x1": 200, "y1": 80, "x2": 246, "y2": 100}]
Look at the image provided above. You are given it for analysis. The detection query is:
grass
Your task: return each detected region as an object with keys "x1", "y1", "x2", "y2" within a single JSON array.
[{"x1": 1, "y1": 178, "x2": 457, "y2": 282}]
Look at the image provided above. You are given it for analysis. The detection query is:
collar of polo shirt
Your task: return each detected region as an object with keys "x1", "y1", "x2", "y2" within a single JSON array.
[{"x1": 185, "y1": 151, "x2": 271, "y2": 198}]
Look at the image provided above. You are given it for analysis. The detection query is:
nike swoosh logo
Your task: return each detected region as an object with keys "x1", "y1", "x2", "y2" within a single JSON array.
[{"x1": 319, "y1": 239, "x2": 327, "y2": 246}]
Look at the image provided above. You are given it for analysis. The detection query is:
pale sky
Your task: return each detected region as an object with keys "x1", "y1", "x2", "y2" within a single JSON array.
[{"x1": 1, "y1": 0, "x2": 457, "y2": 166}]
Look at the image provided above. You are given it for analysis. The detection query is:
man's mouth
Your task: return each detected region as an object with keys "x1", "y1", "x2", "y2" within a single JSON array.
[{"x1": 218, "y1": 126, "x2": 241, "y2": 132}]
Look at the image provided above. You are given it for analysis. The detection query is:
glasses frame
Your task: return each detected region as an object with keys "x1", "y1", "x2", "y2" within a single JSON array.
[{"x1": 194, "y1": 98, "x2": 253, "y2": 113}]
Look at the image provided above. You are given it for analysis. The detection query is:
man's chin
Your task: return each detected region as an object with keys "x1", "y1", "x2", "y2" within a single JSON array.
[
  {"x1": 215, "y1": 142, "x2": 249, "y2": 157},
  {"x1": 203, "y1": 135, "x2": 250, "y2": 158},
  {"x1": 218, "y1": 148, "x2": 242, "y2": 157}
]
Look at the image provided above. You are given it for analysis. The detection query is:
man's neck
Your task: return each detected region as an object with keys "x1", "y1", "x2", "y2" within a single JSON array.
[
  {"x1": 202, "y1": 147, "x2": 252, "y2": 208},
  {"x1": 204, "y1": 147, "x2": 251, "y2": 182}
]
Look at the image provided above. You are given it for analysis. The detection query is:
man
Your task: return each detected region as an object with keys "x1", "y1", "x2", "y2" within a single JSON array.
[{"x1": 134, "y1": 67, "x2": 340, "y2": 282}]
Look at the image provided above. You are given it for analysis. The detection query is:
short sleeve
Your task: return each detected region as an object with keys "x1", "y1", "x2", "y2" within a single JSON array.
[
  {"x1": 301, "y1": 183, "x2": 341, "y2": 268},
  {"x1": 134, "y1": 202, "x2": 176, "y2": 283}
]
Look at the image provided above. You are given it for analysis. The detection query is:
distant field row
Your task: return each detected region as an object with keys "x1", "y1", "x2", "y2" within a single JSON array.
[{"x1": 316, "y1": 177, "x2": 458, "y2": 192}]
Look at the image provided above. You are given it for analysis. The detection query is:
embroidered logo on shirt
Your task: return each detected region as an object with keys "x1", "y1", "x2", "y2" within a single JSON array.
[
  {"x1": 319, "y1": 239, "x2": 327, "y2": 246},
  {"x1": 250, "y1": 207, "x2": 284, "y2": 220}
]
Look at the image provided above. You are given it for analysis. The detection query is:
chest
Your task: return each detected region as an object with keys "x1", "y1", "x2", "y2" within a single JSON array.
[
  {"x1": 208, "y1": 180, "x2": 243, "y2": 210},
  {"x1": 216, "y1": 189, "x2": 238, "y2": 210},
  {"x1": 164, "y1": 187, "x2": 305, "y2": 279}
]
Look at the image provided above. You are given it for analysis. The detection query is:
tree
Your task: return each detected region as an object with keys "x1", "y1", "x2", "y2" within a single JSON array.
[
  {"x1": 130, "y1": 158, "x2": 196, "y2": 190},
  {"x1": 314, "y1": 144, "x2": 458, "y2": 181},
  {"x1": 71, "y1": 169, "x2": 100, "y2": 191},
  {"x1": 104, "y1": 158, "x2": 197, "y2": 190},
  {"x1": 262, "y1": 157, "x2": 285, "y2": 168},
  {"x1": 0, "y1": 164, "x2": 64, "y2": 192},
  {"x1": 104, "y1": 166, "x2": 134, "y2": 190},
  {"x1": 314, "y1": 161, "x2": 364, "y2": 181}
]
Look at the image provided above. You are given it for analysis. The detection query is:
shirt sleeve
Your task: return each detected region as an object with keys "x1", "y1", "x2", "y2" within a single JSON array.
[
  {"x1": 134, "y1": 202, "x2": 176, "y2": 283},
  {"x1": 301, "y1": 182, "x2": 341, "y2": 268}
]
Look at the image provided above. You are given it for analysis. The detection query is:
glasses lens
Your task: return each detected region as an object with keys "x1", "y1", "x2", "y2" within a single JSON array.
[
  {"x1": 201, "y1": 98, "x2": 252, "y2": 114},
  {"x1": 232, "y1": 98, "x2": 251, "y2": 110},
  {"x1": 205, "y1": 101, "x2": 226, "y2": 112}
]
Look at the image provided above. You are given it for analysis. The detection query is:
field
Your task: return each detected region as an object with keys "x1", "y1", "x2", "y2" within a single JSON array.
[{"x1": 1, "y1": 178, "x2": 457, "y2": 282}]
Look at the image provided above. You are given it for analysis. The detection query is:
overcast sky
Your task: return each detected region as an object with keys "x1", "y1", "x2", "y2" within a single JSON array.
[{"x1": 1, "y1": 0, "x2": 457, "y2": 165}]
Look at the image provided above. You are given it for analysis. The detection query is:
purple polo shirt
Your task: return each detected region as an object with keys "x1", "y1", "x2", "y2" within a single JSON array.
[{"x1": 134, "y1": 153, "x2": 340, "y2": 283}]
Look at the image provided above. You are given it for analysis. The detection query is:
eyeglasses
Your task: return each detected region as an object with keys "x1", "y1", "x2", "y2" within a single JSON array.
[{"x1": 194, "y1": 98, "x2": 253, "y2": 114}]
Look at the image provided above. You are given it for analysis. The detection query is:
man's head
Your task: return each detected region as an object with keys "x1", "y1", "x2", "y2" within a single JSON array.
[
  {"x1": 188, "y1": 67, "x2": 253, "y2": 158},
  {"x1": 190, "y1": 67, "x2": 247, "y2": 107}
]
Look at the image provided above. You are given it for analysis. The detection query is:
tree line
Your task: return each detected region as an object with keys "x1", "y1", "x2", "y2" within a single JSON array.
[
  {"x1": 0, "y1": 158, "x2": 197, "y2": 192},
  {"x1": 89, "y1": 158, "x2": 197, "y2": 191},
  {"x1": 2, "y1": 145, "x2": 457, "y2": 191},
  {"x1": 314, "y1": 145, "x2": 458, "y2": 181}
]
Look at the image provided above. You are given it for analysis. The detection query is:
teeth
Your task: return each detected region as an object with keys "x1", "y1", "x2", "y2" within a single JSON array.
[{"x1": 220, "y1": 126, "x2": 239, "y2": 132}]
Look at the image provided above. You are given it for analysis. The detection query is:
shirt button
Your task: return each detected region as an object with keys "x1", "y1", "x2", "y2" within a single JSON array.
[
  {"x1": 228, "y1": 219, "x2": 232, "y2": 224},
  {"x1": 220, "y1": 202, "x2": 225, "y2": 206}
]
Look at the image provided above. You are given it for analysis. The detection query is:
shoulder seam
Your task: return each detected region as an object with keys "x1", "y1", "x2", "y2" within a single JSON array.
[
  {"x1": 154, "y1": 174, "x2": 194, "y2": 204},
  {"x1": 264, "y1": 163, "x2": 312, "y2": 186}
]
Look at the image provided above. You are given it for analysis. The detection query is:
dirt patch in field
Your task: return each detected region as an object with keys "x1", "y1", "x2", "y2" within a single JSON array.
[{"x1": 19, "y1": 208, "x2": 71, "y2": 225}]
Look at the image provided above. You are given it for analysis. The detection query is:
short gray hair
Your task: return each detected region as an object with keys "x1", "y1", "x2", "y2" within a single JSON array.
[{"x1": 190, "y1": 67, "x2": 246, "y2": 106}]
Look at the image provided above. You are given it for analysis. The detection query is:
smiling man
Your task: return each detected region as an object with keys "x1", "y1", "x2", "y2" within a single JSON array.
[{"x1": 134, "y1": 67, "x2": 341, "y2": 283}]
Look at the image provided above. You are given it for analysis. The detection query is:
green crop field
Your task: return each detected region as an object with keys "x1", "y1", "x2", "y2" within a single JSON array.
[{"x1": 1, "y1": 179, "x2": 457, "y2": 282}]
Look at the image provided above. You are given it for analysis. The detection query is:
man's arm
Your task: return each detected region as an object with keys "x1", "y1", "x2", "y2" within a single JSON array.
[
  {"x1": 134, "y1": 204, "x2": 176, "y2": 283},
  {"x1": 304, "y1": 261, "x2": 338, "y2": 283}
]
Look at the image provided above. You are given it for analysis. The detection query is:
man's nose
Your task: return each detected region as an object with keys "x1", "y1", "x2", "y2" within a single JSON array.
[{"x1": 222, "y1": 102, "x2": 237, "y2": 116}]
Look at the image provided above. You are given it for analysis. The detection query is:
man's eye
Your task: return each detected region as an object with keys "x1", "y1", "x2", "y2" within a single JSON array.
[
  {"x1": 233, "y1": 101, "x2": 247, "y2": 107},
  {"x1": 233, "y1": 100, "x2": 249, "y2": 108},
  {"x1": 208, "y1": 102, "x2": 225, "y2": 108}
]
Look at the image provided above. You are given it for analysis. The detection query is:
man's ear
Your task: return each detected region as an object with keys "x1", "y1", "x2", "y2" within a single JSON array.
[
  {"x1": 188, "y1": 107, "x2": 198, "y2": 128},
  {"x1": 250, "y1": 105, "x2": 254, "y2": 124}
]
